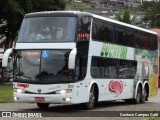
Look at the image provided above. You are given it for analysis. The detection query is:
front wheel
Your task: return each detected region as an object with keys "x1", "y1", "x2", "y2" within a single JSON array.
[
  {"x1": 37, "y1": 103, "x2": 49, "y2": 109},
  {"x1": 83, "y1": 86, "x2": 96, "y2": 110}
]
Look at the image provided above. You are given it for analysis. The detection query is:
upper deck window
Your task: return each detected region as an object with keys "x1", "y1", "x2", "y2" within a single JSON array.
[{"x1": 17, "y1": 17, "x2": 77, "y2": 42}]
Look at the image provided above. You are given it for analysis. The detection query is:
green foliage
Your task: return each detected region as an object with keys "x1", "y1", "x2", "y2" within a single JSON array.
[
  {"x1": 31, "y1": 0, "x2": 66, "y2": 12},
  {"x1": 91, "y1": 4, "x2": 96, "y2": 8},
  {"x1": 0, "y1": 0, "x2": 66, "y2": 48},
  {"x1": 147, "y1": 118, "x2": 160, "y2": 120},
  {"x1": 138, "y1": 1, "x2": 156, "y2": 11},
  {"x1": 0, "y1": 84, "x2": 13, "y2": 103},
  {"x1": 155, "y1": 14, "x2": 160, "y2": 28},
  {"x1": 117, "y1": 9, "x2": 134, "y2": 24},
  {"x1": 141, "y1": 1, "x2": 160, "y2": 28}
]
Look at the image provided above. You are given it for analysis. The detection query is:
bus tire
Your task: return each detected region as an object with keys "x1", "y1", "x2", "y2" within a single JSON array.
[
  {"x1": 83, "y1": 85, "x2": 96, "y2": 110},
  {"x1": 37, "y1": 103, "x2": 49, "y2": 109},
  {"x1": 133, "y1": 86, "x2": 141, "y2": 104},
  {"x1": 141, "y1": 87, "x2": 147, "y2": 103}
]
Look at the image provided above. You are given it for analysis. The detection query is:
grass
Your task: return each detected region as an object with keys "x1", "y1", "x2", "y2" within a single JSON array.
[
  {"x1": 144, "y1": 118, "x2": 160, "y2": 120},
  {"x1": 0, "y1": 84, "x2": 13, "y2": 103}
]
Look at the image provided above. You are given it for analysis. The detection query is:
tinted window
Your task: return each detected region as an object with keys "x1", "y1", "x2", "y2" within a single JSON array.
[
  {"x1": 92, "y1": 18, "x2": 158, "y2": 50},
  {"x1": 18, "y1": 17, "x2": 77, "y2": 42},
  {"x1": 14, "y1": 50, "x2": 72, "y2": 84},
  {"x1": 92, "y1": 19, "x2": 104, "y2": 41},
  {"x1": 115, "y1": 26, "x2": 125, "y2": 45},
  {"x1": 92, "y1": 19, "x2": 115, "y2": 42},
  {"x1": 125, "y1": 29, "x2": 135, "y2": 47},
  {"x1": 76, "y1": 41, "x2": 89, "y2": 80},
  {"x1": 91, "y1": 56, "x2": 137, "y2": 79}
]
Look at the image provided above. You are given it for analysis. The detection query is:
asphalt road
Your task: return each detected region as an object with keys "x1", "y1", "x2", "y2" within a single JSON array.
[{"x1": 0, "y1": 89, "x2": 160, "y2": 120}]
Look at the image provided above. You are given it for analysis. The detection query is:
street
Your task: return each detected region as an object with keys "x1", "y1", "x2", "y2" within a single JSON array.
[{"x1": 0, "y1": 89, "x2": 160, "y2": 120}]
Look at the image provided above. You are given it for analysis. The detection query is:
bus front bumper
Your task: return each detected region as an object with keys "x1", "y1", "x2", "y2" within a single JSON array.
[{"x1": 14, "y1": 93, "x2": 73, "y2": 104}]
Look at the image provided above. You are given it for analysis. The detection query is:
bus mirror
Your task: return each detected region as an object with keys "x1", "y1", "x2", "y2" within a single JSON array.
[
  {"x1": 2, "y1": 48, "x2": 13, "y2": 67},
  {"x1": 68, "y1": 48, "x2": 77, "y2": 69},
  {"x1": 6, "y1": 57, "x2": 13, "y2": 72}
]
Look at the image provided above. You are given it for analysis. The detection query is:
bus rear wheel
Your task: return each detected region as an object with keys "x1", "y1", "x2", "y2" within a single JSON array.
[
  {"x1": 125, "y1": 87, "x2": 141, "y2": 104},
  {"x1": 37, "y1": 103, "x2": 49, "y2": 109},
  {"x1": 141, "y1": 87, "x2": 147, "y2": 103},
  {"x1": 83, "y1": 86, "x2": 96, "y2": 110},
  {"x1": 133, "y1": 86, "x2": 142, "y2": 104}
]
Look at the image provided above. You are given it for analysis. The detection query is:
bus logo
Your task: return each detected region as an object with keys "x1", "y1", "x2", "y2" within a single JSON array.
[
  {"x1": 37, "y1": 89, "x2": 41, "y2": 93},
  {"x1": 101, "y1": 43, "x2": 128, "y2": 59},
  {"x1": 109, "y1": 80, "x2": 123, "y2": 97}
]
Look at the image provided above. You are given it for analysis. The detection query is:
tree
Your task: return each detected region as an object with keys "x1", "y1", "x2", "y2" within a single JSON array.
[
  {"x1": 0, "y1": 0, "x2": 22, "y2": 48},
  {"x1": 0, "y1": 0, "x2": 66, "y2": 48},
  {"x1": 155, "y1": 14, "x2": 160, "y2": 28},
  {"x1": 138, "y1": 1, "x2": 155, "y2": 11},
  {"x1": 117, "y1": 9, "x2": 134, "y2": 24},
  {"x1": 140, "y1": 1, "x2": 160, "y2": 28}
]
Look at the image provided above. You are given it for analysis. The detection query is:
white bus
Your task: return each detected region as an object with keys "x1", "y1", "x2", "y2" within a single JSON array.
[{"x1": 2, "y1": 11, "x2": 158, "y2": 110}]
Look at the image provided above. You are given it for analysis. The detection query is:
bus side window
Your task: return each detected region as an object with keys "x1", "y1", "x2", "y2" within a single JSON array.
[
  {"x1": 107, "y1": 24, "x2": 115, "y2": 43},
  {"x1": 125, "y1": 29, "x2": 135, "y2": 47},
  {"x1": 115, "y1": 26, "x2": 125, "y2": 45},
  {"x1": 91, "y1": 57, "x2": 100, "y2": 78}
]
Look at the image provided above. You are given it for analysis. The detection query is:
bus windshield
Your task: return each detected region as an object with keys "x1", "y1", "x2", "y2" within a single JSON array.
[
  {"x1": 17, "y1": 17, "x2": 77, "y2": 42},
  {"x1": 14, "y1": 50, "x2": 72, "y2": 84}
]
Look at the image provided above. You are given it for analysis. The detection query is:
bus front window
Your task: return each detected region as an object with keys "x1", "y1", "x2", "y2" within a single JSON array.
[
  {"x1": 14, "y1": 50, "x2": 72, "y2": 84},
  {"x1": 17, "y1": 17, "x2": 77, "y2": 42}
]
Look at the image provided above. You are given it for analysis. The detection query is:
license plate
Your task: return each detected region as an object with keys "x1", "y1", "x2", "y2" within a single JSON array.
[{"x1": 35, "y1": 97, "x2": 45, "y2": 102}]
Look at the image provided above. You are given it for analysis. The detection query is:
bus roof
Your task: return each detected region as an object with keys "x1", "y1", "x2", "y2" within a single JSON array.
[
  {"x1": 25, "y1": 11, "x2": 156, "y2": 35},
  {"x1": 24, "y1": 11, "x2": 92, "y2": 18}
]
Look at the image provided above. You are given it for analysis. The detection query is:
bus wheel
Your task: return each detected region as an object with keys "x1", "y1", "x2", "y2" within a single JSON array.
[
  {"x1": 141, "y1": 87, "x2": 147, "y2": 103},
  {"x1": 134, "y1": 87, "x2": 141, "y2": 104},
  {"x1": 84, "y1": 86, "x2": 96, "y2": 110},
  {"x1": 37, "y1": 103, "x2": 49, "y2": 109}
]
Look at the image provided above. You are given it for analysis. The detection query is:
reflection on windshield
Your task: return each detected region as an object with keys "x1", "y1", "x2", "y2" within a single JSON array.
[
  {"x1": 18, "y1": 17, "x2": 77, "y2": 42},
  {"x1": 14, "y1": 50, "x2": 72, "y2": 84}
]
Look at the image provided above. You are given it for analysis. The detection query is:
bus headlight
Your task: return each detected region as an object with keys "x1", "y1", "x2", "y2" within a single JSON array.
[
  {"x1": 14, "y1": 88, "x2": 25, "y2": 93},
  {"x1": 64, "y1": 97, "x2": 71, "y2": 102},
  {"x1": 55, "y1": 89, "x2": 72, "y2": 94}
]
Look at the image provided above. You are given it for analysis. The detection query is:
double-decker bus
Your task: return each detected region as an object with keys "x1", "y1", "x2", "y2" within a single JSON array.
[{"x1": 2, "y1": 11, "x2": 158, "y2": 110}]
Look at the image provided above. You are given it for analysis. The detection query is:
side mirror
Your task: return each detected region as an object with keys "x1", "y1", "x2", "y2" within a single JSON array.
[
  {"x1": 68, "y1": 48, "x2": 77, "y2": 69},
  {"x1": 2, "y1": 48, "x2": 13, "y2": 67}
]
